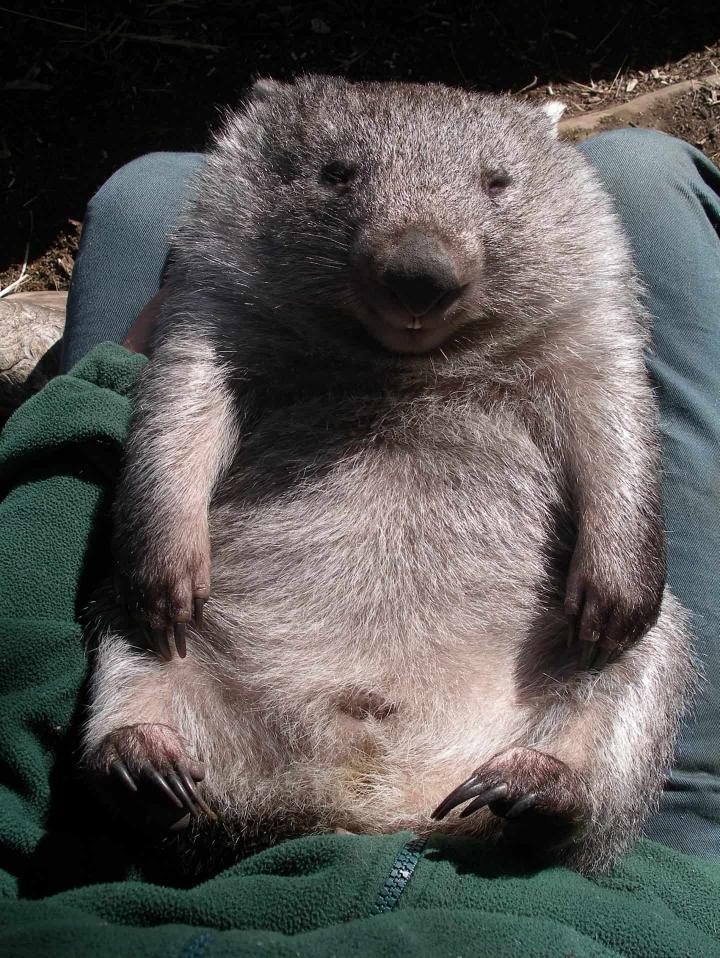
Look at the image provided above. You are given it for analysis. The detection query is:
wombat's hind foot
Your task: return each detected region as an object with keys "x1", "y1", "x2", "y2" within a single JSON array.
[
  {"x1": 432, "y1": 746, "x2": 590, "y2": 854},
  {"x1": 86, "y1": 722, "x2": 216, "y2": 831}
]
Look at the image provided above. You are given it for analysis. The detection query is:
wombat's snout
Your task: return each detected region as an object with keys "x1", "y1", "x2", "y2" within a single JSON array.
[
  {"x1": 353, "y1": 229, "x2": 473, "y2": 353},
  {"x1": 353, "y1": 227, "x2": 477, "y2": 353},
  {"x1": 377, "y1": 230, "x2": 465, "y2": 317}
]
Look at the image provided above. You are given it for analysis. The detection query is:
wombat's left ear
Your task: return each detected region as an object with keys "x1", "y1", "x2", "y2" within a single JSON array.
[
  {"x1": 541, "y1": 100, "x2": 567, "y2": 137},
  {"x1": 250, "y1": 77, "x2": 290, "y2": 101}
]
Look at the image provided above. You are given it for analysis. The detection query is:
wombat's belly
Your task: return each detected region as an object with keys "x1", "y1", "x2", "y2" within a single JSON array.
[{"x1": 195, "y1": 408, "x2": 568, "y2": 828}]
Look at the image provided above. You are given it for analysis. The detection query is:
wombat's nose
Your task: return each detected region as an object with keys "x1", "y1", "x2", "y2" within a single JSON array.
[{"x1": 378, "y1": 231, "x2": 464, "y2": 316}]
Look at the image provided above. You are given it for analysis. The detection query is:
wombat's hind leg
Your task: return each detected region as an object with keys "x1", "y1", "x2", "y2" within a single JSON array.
[
  {"x1": 87, "y1": 722, "x2": 216, "y2": 831},
  {"x1": 432, "y1": 746, "x2": 590, "y2": 854}
]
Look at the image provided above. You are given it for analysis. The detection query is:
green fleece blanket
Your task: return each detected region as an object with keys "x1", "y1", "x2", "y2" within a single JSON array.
[{"x1": 0, "y1": 343, "x2": 719, "y2": 957}]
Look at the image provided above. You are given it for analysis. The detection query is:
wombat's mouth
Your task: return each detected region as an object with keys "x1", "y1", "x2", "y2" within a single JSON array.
[
  {"x1": 353, "y1": 284, "x2": 469, "y2": 354},
  {"x1": 358, "y1": 305, "x2": 462, "y2": 355}
]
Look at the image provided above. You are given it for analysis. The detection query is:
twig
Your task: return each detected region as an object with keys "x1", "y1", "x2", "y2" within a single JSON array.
[
  {"x1": 97, "y1": 30, "x2": 223, "y2": 51},
  {"x1": 3, "y1": 80, "x2": 52, "y2": 91},
  {"x1": 569, "y1": 80, "x2": 598, "y2": 92},
  {"x1": 0, "y1": 6, "x2": 223, "y2": 51},
  {"x1": 0, "y1": 4, "x2": 86, "y2": 32},
  {"x1": 515, "y1": 75, "x2": 538, "y2": 95},
  {"x1": 449, "y1": 42, "x2": 467, "y2": 85},
  {"x1": 590, "y1": 15, "x2": 625, "y2": 55},
  {"x1": 608, "y1": 57, "x2": 628, "y2": 99},
  {"x1": 0, "y1": 242, "x2": 30, "y2": 299}
]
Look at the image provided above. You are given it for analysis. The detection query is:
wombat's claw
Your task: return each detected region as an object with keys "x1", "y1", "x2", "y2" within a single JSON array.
[
  {"x1": 115, "y1": 566, "x2": 209, "y2": 659},
  {"x1": 578, "y1": 639, "x2": 595, "y2": 670},
  {"x1": 144, "y1": 763, "x2": 187, "y2": 809},
  {"x1": 95, "y1": 726, "x2": 217, "y2": 828},
  {"x1": 193, "y1": 596, "x2": 206, "y2": 630},
  {"x1": 151, "y1": 592, "x2": 207, "y2": 660},
  {"x1": 110, "y1": 759, "x2": 138, "y2": 793},
  {"x1": 114, "y1": 758, "x2": 216, "y2": 822},
  {"x1": 150, "y1": 628, "x2": 172, "y2": 661},
  {"x1": 433, "y1": 748, "x2": 589, "y2": 852},
  {"x1": 432, "y1": 779, "x2": 509, "y2": 820},
  {"x1": 504, "y1": 792, "x2": 538, "y2": 819},
  {"x1": 578, "y1": 636, "x2": 616, "y2": 672},
  {"x1": 564, "y1": 561, "x2": 655, "y2": 673},
  {"x1": 567, "y1": 609, "x2": 608, "y2": 671},
  {"x1": 147, "y1": 620, "x2": 191, "y2": 661},
  {"x1": 173, "y1": 622, "x2": 187, "y2": 658},
  {"x1": 181, "y1": 764, "x2": 216, "y2": 819},
  {"x1": 592, "y1": 646, "x2": 612, "y2": 669},
  {"x1": 459, "y1": 784, "x2": 512, "y2": 818}
]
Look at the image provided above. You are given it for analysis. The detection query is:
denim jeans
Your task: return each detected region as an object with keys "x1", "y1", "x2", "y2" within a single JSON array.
[{"x1": 62, "y1": 130, "x2": 720, "y2": 860}]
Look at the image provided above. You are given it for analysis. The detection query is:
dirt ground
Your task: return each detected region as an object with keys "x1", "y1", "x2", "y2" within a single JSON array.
[{"x1": 1, "y1": 1, "x2": 719, "y2": 293}]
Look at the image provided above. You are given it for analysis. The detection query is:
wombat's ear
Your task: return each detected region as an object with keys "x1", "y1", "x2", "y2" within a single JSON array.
[
  {"x1": 541, "y1": 100, "x2": 567, "y2": 137},
  {"x1": 249, "y1": 78, "x2": 290, "y2": 102}
]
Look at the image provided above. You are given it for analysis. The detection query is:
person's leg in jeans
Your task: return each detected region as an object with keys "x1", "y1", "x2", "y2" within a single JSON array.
[
  {"x1": 581, "y1": 129, "x2": 720, "y2": 859},
  {"x1": 61, "y1": 152, "x2": 203, "y2": 372},
  {"x1": 64, "y1": 131, "x2": 720, "y2": 860}
]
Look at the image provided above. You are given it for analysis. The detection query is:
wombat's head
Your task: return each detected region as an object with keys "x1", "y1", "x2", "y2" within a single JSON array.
[{"x1": 189, "y1": 76, "x2": 604, "y2": 356}]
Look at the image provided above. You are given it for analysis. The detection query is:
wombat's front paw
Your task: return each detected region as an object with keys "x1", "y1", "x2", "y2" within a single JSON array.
[
  {"x1": 115, "y1": 528, "x2": 210, "y2": 660},
  {"x1": 564, "y1": 539, "x2": 664, "y2": 671},
  {"x1": 432, "y1": 747, "x2": 590, "y2": 854},
  {"x1": 86, "y1": 723, "x2": 216, "y2": 831}
]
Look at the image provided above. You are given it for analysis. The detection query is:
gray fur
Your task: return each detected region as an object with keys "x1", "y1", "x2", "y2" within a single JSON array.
[{"x1": 83, "y1": 76, "x2": 696, "y2": 873}]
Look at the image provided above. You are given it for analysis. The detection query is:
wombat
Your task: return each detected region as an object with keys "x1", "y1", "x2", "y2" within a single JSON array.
[{"x1": 82, "y1": 75, "x2": 695, "y2": 874}]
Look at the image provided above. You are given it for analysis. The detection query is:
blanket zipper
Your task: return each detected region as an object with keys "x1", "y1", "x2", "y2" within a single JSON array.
[{"x1": 370, "y1": 833, "x2": 430, "y2": 915}]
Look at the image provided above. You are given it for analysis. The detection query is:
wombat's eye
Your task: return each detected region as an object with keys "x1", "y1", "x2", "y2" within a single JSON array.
[
  {"x1": 486, "y1": 171, "x2": 512, "y2": 196},
  {"x1": 320, "y1": 161, "x2": 356, "y2": 187}
]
